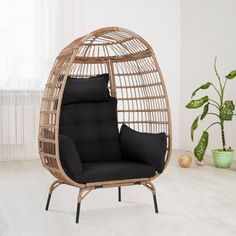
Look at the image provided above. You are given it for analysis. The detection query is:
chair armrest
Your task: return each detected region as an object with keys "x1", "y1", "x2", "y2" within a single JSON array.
[
  {"x1": 119, "y1": 124, "x2": 167, "y2": 173},
  {"x1": 59, "y1": 135, "x2": 83, "y2": 175}
]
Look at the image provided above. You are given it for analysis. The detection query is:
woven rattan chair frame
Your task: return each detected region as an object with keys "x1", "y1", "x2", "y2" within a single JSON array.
[{"x1": 38, "y1": 27, "x2": 172, "y2": 223}]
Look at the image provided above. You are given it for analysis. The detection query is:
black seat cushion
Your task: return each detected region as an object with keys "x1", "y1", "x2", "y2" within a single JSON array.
[
  {"x1": 62, "y1": 74, "x2": 110, "y2": 104},
  {"x1": 59, "y1": 135, "x2": 83, "y2": 175},
  {"x1": 120, "y1": 124, "x2": 167, "y2": 173},
  {"x1": 70, "y1": 160, "x2": 156, "y2": 183},
  {"x1": 60, "y1": 75, "x2": 121, "y2": 162}
]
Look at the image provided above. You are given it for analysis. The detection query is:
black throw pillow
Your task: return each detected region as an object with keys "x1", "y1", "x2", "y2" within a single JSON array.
[
  {"x1": 59, "y1": 135, "x2": 83, "y2": 175},
  {"x1": 62, "y1": 74, "x2": 110, "y2": 104},
  {"x1": 119, "y1": 124, "x2": 167, "y2": 173}
]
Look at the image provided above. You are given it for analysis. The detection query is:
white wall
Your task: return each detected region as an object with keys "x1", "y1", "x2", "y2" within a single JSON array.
[
  {"x1": 180, "y1": 0, "x2": 236, "y2": 153},
  {"x1": 70, "y1": 0, "x2": 181, "y2": 149},
  {"x1": 41, "y1": 0, "x2": 236, "y2": 152}
]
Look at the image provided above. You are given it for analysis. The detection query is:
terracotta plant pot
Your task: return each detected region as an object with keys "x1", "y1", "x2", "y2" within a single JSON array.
[{"x1": 212, "y1": 149, "x2": 234, "y2": 168}]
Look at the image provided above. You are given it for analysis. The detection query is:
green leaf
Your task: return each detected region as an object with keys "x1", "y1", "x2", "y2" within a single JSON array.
[
  {"x1": 191, "y1": 82, "x2": 212, "y2": 98},
  {"x1": 194, "y1": 131, "x2": 209, "y2": 161},
  {"x1": 225, "y1": 70, "x2": 236, "y2": 79},
  {"x1": 185, "y1": 96, "x2": 209, "y2": 109},
  {"x1": 225, "y1": 100, "x2": 235, "y2": 110},
  {"x1": 219, "y1": 100, "x2": 235, "y2": 121},
  {"x1": 191, "y1": 117, "x2": 199, "y2": 141},
  {"x1": 200, "y1": 103, "x2": 209, "y2": 120}
]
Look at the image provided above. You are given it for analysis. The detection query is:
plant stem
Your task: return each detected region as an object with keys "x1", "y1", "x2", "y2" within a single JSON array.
[
  {"x1": 209, "y1": 99, "x2": 220, "y2": 108},
  {"x1": 214, "y1": 57, "x2": 226, "y2": 148},
  {"x1": 205, "y1": 122, "x2": 221, "y2": 131},
  {"x1": 223, "y1": 78, "x2": 228, "y2": 91},
  {"x1": 207, "y1": 112, "x2": 220, "y2": 118},
  {"x1": 212, "y1": 84, "x2": 221, "y2": 98},
  {"x1": 214, "y1": 57, "x2": 223, "y2": 96},
  {"x1": 220, "y1": 122, "x2": 226, "y2": 150},
  {"x1": 209, "y1": 102, "x2": 220, "y2": 110}
]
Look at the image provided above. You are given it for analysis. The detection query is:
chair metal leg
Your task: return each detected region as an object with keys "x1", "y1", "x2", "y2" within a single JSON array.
[
  {"x1": 45, "y1": 193, "x2": 52, "y2": 211},
  {"x1": 143, "y1": 181, "x2": 159, "y2": 214},
  {"x1": 76, "y1": 188, "x2": 92, "y2": 223},
  {"x1": 45, "y1": 180, "x2": 61, "y2": 211},
  {"x1": 76, "y1": 202, "x2": 81, "y2": 223},
  {"x1": 153, "y1": 193, "x2": 158, "y2": 213},
  {"x1": 118, "y1": 186, "x2": 121, "y2": 202}
]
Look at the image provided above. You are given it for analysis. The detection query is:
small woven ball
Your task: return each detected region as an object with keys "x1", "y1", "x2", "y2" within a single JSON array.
[{"x1": 178, "y1": 154, "x2": 192, "y2": 168}]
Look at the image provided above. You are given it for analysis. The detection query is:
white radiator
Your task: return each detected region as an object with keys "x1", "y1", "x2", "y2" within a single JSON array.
[{"x1": 0, "y1": 90, "x2": 43, "y2": 160}]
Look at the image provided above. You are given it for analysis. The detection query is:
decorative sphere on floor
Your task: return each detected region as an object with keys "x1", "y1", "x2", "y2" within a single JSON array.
[{"x1": 178, "y1": 154, "x2": 192, "y2": 168}]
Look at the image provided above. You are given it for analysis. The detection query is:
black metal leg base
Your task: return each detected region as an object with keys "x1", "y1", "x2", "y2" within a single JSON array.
[
  {"x1": 45, "y1": 193, "x2": 52, "y2": 211},
  {"x1": 76, "y1": 202, "x2": 81, "y2": 223},
  {"x1": 118, "y1": 186, "x2": 121, "y2": 202},
  {"x1": 153, "y1": 194, "x2": 158, "y2": 213}
]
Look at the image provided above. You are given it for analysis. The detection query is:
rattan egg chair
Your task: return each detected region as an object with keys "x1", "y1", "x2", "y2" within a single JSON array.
[{"x1": 38, "y1": 27, "x2": 172, "y2": 223}]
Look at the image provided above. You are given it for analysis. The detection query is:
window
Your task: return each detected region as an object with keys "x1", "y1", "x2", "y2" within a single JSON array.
[{"x1": 0, "y1": 0, "x2": 49, "y2": 89}]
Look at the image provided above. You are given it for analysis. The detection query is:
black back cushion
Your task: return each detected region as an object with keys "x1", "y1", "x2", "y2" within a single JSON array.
[
  {"x1": 120, "y1": 124, "x2": 167, "y2": 173},
  {"x1": 60, "y1": 74, "x2": 121, "y2": 163},
  {"x1": 62, "y1": 74, "x2": 110, "y2": 105}
]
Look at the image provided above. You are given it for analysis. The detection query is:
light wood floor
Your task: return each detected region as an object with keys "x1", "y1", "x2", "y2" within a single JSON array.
[{"x1": 0, "y1": 150, "x2": 236, "y2": 236}]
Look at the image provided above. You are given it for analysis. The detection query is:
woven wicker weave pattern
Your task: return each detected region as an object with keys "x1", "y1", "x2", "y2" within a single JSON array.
[{"x1": 38, "y1": 27, "x2": 172, "y2": 189}]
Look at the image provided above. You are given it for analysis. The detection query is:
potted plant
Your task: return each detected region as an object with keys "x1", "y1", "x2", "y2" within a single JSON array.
[{"x1": 185, "y1": 58, "x2": 236, "y2": 168}]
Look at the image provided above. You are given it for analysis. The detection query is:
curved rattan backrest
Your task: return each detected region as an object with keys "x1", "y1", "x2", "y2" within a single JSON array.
[{"x1": 38, "y1": 27, "x2": 172, "y2": 187}]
